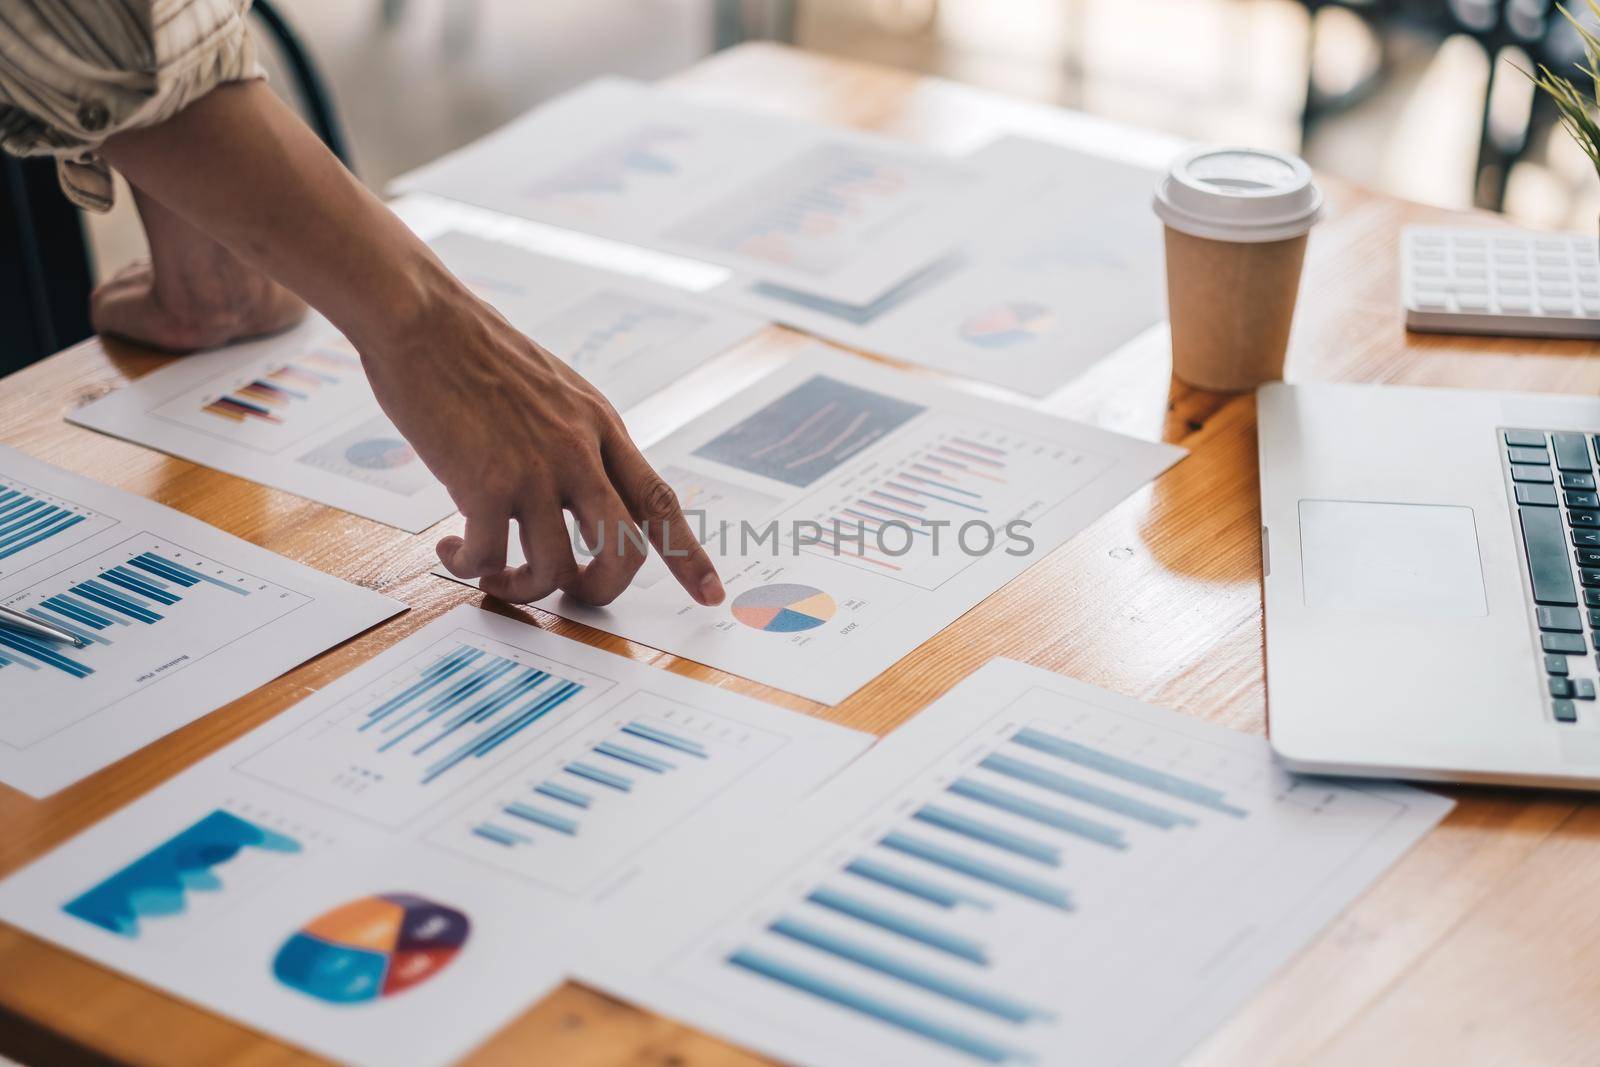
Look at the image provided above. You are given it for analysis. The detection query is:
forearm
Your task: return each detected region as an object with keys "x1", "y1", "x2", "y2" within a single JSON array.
[
  {"x1": 97, "y1": 78, "x2": 723, "y2": 607},
  {"x1": 98, "y1": 80, "x2": 458, "y2": 355}
]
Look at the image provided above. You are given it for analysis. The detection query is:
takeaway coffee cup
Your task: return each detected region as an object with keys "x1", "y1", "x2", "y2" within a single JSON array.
[{"x1": 1152, "y1": 147, "x2": 1323, "y2": 393}]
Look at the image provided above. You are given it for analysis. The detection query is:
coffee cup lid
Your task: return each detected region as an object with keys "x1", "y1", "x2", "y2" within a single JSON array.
[{"x1": 1153, "y1": 146, "x2": 1323, "y2": 243}]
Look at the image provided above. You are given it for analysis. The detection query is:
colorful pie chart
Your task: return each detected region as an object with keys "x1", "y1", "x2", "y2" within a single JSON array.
[
  {"x1": 731, "y1": 583, "x2": 836, "y2": 633},
  {"x1": 272, "y1": 893, "x2": 469, "y2": 1004},
  {"x1": 345, "y1": 437, "x2": 417, "y2": 471},
  {"x1": 958, "y1": 301, "x2": 1056, "y2": 349}
]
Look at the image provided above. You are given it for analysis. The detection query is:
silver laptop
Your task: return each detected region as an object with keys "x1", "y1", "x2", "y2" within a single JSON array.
[{"x1": 1259, "y1": 381, "x2": 1600, "y2": 788}]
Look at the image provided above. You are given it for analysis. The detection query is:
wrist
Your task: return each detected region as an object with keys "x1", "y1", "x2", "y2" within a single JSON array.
[{"x1": 336, "y1": 246, "x2": 464, "y2": 361}]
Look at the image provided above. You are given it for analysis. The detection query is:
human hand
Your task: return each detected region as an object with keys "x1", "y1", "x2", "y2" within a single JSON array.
[
  {"x1": 362, "y1": 289, "x2": 724, "y2": 607},
  {"x1": 92, "y1": 187, "x2": 307, "y2": 353}
]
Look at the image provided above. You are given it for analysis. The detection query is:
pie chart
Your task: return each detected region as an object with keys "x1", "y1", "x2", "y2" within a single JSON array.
[
  {"x1": 345, "y1": 437, "x2": 417, "y2": 471},
  {"x1": 732, "y1": 583, "x2": 836, "y2": 633},
  {"x1": 272, "y1": 893, "x2": 469, "y2": 1004},
  {"x1": 958, "y1": 301, "x2": 1056, "y2": 349}
]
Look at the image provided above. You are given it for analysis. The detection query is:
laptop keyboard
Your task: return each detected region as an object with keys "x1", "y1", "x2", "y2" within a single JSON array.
[{"x1": 1508, "y1": 428, "x2": 1600, "y2": 722}]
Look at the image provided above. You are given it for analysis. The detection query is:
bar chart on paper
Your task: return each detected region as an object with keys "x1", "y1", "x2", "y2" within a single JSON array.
[
  {"x1": 782, "y1": 417, "x2": 1112, "y2": 588},
  {"x1": 649, "y1": 674, "x2": 1433, "y2": 1067},
  {"x1": 0, "y1": 475, "x2": 114, "y2": 576},
  {"x1": 429, "y1": 694, "x2": 793, "y2": 894},
  {"x1": 0, "y1": 535, "x2": 310, "y2": 747},
  {"x1": 239, "y1": 632, "x2": 614, "y2": 829},
  {"x1": 667, "y1": 144, "x2": 961, "y2": 278},
  {"x1": 151, "y1": 336, "x2": 372, "y2": 451}
]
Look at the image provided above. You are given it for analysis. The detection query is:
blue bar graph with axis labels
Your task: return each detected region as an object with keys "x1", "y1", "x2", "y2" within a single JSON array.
[
  {"x1": 468, "y1": 719, "x2": 720, "y2": 852},
  {"x1": 349, "y1": 643, "x2": 586, "y2": 786},
  {"x1": 0, "y1": 548, "x2": 255, "y2": 679},
  {"x1": 713, "y1": 722, "x2": 1254, "y2": 1064},
  {"x1": 0, "y1": 478, "x2": 102, "y2": 565}
]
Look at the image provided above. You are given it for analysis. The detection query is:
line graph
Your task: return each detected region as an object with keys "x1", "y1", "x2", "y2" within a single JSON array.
[
  {"x1": 668, "y1": 144, "x2": 944, "y2": 277},
  {"x1": 693, "y1": 375, "x2": 926, "y2": 489},
  {"x1": 534, "y1": 290, "x2": 706, "y2": 379}
]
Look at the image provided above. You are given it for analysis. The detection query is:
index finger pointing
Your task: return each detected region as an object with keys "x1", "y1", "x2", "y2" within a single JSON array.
[{"x1": 602, "y1": 431, "x2": 724, "y2": 606}]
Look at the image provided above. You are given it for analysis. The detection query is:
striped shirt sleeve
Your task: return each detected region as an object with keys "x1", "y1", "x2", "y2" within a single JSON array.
[{"x1": 0, "y1": 0, "x2": 262, "y2": 211}]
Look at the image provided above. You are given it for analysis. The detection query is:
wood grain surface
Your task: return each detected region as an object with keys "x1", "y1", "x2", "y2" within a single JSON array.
[{"x1": 2, "y1": 42, "x2": 1597, "y2": 1067}]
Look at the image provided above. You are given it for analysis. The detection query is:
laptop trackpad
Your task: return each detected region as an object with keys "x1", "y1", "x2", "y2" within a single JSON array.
[{"x1": 1299, "y1": 499, "x2": 1488, "y2": 618}]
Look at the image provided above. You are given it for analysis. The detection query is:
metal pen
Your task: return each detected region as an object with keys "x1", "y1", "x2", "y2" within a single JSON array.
[{"x1": 0, "y1": 604, "x2": 87, "y2": 648}]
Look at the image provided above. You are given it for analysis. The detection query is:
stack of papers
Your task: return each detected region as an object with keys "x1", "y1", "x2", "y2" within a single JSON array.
[
  {"x1": 394, "y1": 77, "x2": 1170, "y2": 397},
  {"x1": 394, "y1": 78, "x2": 1001, "y2": 306},
  {"x1": 0, "y1": 70, "x2": 1464, "y2": 1067},
  {"x1": 0, "y1": 640, "x2": 1450, "y2": 1066},
  {"x1": 0, "y1": 605, "x2": 872, "y2": 1065},
  {"x1": 715, "y1": 136, "x2": 1167, "y2": 396}
]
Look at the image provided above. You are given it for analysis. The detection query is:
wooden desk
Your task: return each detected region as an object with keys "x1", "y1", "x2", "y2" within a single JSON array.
[{"x1": 2, "y1": 41, "x2": 1598, "y2": 1067}]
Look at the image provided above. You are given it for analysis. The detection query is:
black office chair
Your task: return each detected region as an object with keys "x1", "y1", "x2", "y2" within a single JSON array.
[
  {"x1": 1298, "y1": 0, "x2": 1459, "y2": 139},
  {"x1": 1455, "y1": 0, "x2": 1597, "y2": 210},
  {"x1": 0, "y1": 0, "x2": 350, "y2": 378}
]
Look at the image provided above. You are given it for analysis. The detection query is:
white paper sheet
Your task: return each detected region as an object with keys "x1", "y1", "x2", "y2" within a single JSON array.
[
  {"x1": 577, "y1": 659, "x2": 1455, "y2": 1067},
  {"x1": 391, "y1": 78, "x2": 1002, "y2": 304},
  {"x1": 0, "y1": 445, "x2": 402, "y2": 796},
  {"x1": 435, "y1": 230, "x2": 765, "y2": 404},
  {"x1": 0, "y1": 605, "x2": 872, "y2": 1065},
  {"x1": 436, "y1": 347, "x2": 1183, "y2": 704},
  {"x1": 712, "y1": 137, "x2": 1168, "y2": 397},
  {"x1": 67, "y1": 228, "x2": 765, "y2": 532}
]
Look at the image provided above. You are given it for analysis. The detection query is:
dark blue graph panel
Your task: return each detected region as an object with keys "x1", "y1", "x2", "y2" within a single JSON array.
[
  {"x1": 701, "y1": 724, "x2": 1251, "y2": 1064},
  {"x1": 441, "y1": 693, "x2": 784, "y2": 895},
  {"x1": 0, "y1": 537, "x2": 302, "y2": 750},
  {"x1": 0, "y1": 475, "x2": 111, "y2": 574},
  {"x1": 692, "y1": 375, "x2": 926, "y2": 488},
  {"x1": 238, "y1": 634, "x2": 609, "y2": 830}
]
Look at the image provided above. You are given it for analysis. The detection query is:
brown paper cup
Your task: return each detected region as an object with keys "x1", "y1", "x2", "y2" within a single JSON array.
[{"x1": 1163, "y1": 226, "x2": 1307, "y2": 393}]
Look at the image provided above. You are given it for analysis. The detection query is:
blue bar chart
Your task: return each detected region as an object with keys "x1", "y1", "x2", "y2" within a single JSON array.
[
  {"x1": 434, "y1": 692, "x2": 789, "y2": 895},
  {"x1": 0, "y1": 535, "x2": 307, "y2": 749},
  {"x1": 0, "y1": 476, "x2": 111, "y2": 576},
  {"x1": 667, "y1": 707, "x2": 1281, "y2": 1067},
  {"x1": 240, "y1": 632, "x2": 610, "y2": 829}
]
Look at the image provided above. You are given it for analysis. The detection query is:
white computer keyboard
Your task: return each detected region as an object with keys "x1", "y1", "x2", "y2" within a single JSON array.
[{"x1": 1402, "y1": 225, "x2": 1600, "y2": 339}]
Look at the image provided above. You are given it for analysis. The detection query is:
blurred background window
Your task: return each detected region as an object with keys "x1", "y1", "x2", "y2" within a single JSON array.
[{"x1": 82, "y1": 0, "x2": 1600, "y2": 282}]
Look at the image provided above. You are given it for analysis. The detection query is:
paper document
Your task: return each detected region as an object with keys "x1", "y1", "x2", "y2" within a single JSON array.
[
  {"x1": 0, "y1": 605, "x2": 872, "y2": 1065},
  {"x1": 437, "y1": 348, "x2": 1183, "y2": 703},
  {"x1": 578, "y1": 659, "x2": 1455, "y2": 1067},
  {"x1": 68, "y1": 228, "x2": 764, "y2": 531},
  {"x1": 392, "y1": 78, "x2": 998, "y2": 304},
  {"x1": 714, "y1": 137, "x2": 1167, "y2": 397},
  {"x1": 0, "y1": 445, "x2": 402, "y2": 796},
  {"x1": 435, "y1": 229, "x2": 765, "y2": 405}
]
